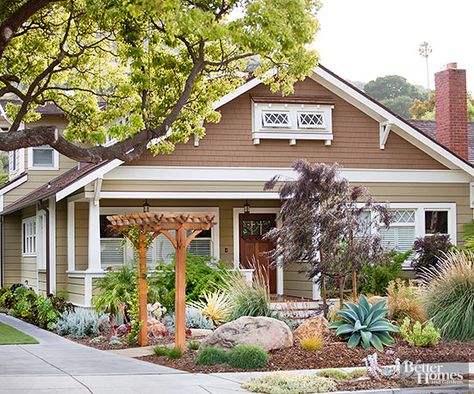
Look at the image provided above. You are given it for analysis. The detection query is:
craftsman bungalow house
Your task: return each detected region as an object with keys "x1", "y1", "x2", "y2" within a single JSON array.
[{"x1": 0, "y1": 63, "x2": 473, "y2": 307}]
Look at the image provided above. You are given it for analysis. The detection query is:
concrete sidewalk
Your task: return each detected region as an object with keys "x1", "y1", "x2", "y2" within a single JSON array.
[{"x1": 0, "y1": 313, "x2": 246, "y2": 393}]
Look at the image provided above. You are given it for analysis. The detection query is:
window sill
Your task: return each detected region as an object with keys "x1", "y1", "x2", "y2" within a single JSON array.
[
  {"x1": 28, "y1": 166, "x2": 59, "y2": 171},
  {"x1": 252, "y1": 131, "x2": 333, "y2": 145}
]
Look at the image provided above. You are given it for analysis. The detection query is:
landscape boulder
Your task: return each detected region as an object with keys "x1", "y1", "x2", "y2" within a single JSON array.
[
  {"x1": 201, "y1": 316, "x2": 293, "y2": 351},
  {"x1": 294, "y1": 315, "x2": 329, "y2": 339}
]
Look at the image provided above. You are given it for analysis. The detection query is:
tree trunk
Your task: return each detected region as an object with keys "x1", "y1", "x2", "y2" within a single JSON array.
[
  {"x1": 338, "y1": 276, "x2": 345, "y2": 306},
  {"x1": 321, "y1": 275, "x2": 328, "y2": 318},
  {"x1": 352, "y1": 264, "x2": 357, "y2": 297}
]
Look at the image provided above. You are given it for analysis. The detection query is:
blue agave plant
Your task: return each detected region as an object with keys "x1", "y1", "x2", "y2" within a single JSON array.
[{"x1": 328, "y1": 295, "x2": 399, "y2": 351}]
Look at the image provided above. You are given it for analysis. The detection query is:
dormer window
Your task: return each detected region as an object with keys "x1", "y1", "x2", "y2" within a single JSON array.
[
  {"x1": 297, "y1": 112, "x2": 325, "y2": 128},
  {"x1": 262, "y1": 111, "x2": 291, "y2": 128},
  {"x1": 28, "y1": 145, "x2": 59, "y2": 170},
  {"x1": 252, "y1": 101, "x2": 334, "y2": 145}
]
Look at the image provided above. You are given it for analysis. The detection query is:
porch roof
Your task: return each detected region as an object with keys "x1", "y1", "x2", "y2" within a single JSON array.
[{"x1": 0, "y1": 161, "x2": 108, "y2": 215}]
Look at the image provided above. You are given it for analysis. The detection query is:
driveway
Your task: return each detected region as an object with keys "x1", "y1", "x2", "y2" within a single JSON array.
[{"x1": 0, "y1": 314, "x2": 247, "y2": 393}]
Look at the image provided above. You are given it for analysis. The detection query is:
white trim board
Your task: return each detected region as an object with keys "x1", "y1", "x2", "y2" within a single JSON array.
[
  {"x1": 0, "y1": 174, "x2": 27, "y2": 195},
  {"x1": 55, "y1": 159, "x2": 123, "y2": 201},
  {"x1": 105, "y1": 166, "x2": 472, "y2": 183},
  {"x1": 95, "y1": 191, "x2": 280, "y2": 200}
]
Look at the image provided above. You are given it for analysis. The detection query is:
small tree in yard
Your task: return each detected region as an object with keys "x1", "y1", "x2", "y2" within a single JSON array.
[{"x1": 264, "y1": 160, "x2": 391, "y2": 313}]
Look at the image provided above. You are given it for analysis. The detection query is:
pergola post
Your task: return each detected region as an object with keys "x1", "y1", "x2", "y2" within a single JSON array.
[
  {"x1": 137, "y1": 232, "x2": 148, "y2": 346},
  {"x1": 175, "y1": 227, "x2": 187, "y2": 351}
]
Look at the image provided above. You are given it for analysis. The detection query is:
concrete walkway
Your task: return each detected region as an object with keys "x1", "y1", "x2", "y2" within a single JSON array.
[{"x1": 0, "y1": 313, "x2": 246, "y2": 393}]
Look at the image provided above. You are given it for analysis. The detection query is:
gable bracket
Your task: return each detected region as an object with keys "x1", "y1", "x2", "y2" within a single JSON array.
[
  {"x1": 93, "y1": 177, "x2": 103, "y2": 206},
  {"x1": 379, "y1": 121, "x2": 392, "y2": 150}
]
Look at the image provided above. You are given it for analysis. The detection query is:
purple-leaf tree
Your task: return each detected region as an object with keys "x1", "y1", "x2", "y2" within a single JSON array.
[{"x1": 264, "y1": 160, "x2": 391, "y2": 313}]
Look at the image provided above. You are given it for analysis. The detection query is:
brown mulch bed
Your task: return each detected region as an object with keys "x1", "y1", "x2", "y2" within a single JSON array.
[
  {"x1": 137, "y1": 338, "x2": 474, "y2": 374},
  {"x1": 71, "y1": 335, "x2": 174, "y2": 350}
]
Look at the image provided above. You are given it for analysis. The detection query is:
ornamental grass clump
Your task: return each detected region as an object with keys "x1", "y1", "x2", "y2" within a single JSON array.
[
  {"x1": 299, "y1": 334, "x2": 325, "y2": 351},
  {"x1": 242, "y1": 372, "x2": 337, "y2": 394},
  {"x1": 386, "y1": 279, "x2": 427, "y2": 325},
  {"x1": 195, "y1": 346, "x2": 228, "y2": 366},
  {"x1": 227, "y1": 344, "x2": 269, "y2": 369},
  {"x1": 328, "y1": 295, "x2": 399, "y2": 351},
  {"x1": 153, "y1": 345, "x2": 183, "y2": 359},
  {"x1": 419, "y1": 250, "x2": 474, "y2": 341},
  {"x1": 187, "y1": 289, "x2": 233, "y2": 325}
]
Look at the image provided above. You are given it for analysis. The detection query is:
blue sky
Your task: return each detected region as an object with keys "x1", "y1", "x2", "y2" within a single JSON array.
[{"x1": 314, "y1": 0, "x2": 474, "y2": 92}]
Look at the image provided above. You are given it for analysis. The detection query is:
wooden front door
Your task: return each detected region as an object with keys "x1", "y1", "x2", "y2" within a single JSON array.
[{"x1": 239, "y1": 213, "x2": 277, "y2": 293}]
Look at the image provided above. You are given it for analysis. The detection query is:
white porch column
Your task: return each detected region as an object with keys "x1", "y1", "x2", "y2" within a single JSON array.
[
  {"x1": 67, "y1": 201, "x2": 75, "y2": 272},
  {"x1": 87, "y1": 199, "x2": 102, "y2": 272},
  {"x1": 312, "y1": 274, "x2": 321, "y2": 300},
  {"x1": 276, "y1": 257, "x2": 284, "y2": 295}
]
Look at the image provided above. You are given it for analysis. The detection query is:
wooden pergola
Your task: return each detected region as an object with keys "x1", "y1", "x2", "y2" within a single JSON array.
[{"x1": 107, "y1": 212, "x2": 216, "y2": 349}]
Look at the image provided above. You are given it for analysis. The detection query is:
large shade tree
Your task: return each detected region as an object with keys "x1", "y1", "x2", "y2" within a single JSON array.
[
  {"x1": 0, "y1": 0, "x2": 320, "y2": 162},
  {"x1": 264, "y1": 160, "x2": 391, "y2": 312}
]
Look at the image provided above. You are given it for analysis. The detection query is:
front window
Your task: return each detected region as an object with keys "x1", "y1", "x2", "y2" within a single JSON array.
[
  {"x1": 100, "y1": 215, "x2": 124, "y2": 266},
  {"x1": 425, "y1": 210, "x2": 448, "y2": 234},
  {"x1": 22, "y1": 217, "x2": 37, "y2": 256},
  {"x1": 380, "y1": 209, "x2": 416, "y2": 253}
]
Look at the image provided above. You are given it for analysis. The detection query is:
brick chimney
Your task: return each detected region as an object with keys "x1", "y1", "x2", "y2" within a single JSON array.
[{"x1": 434, "y1": 62, "x2": 468, "y2": 160}]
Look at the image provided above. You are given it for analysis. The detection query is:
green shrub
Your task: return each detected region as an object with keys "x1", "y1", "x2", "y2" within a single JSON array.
[
  {"x1": 153, "y1": 345, "x2": 183, "y2": 359},
  {"x1": 328, "y1": 295, "x2": 399, "y2": 351},
  {"x1": 93, "y1": 265, "x2": 137, "y2": 316},
  {"x1": 299, "y1": 334, "x2": 324, "y2": 351},
  {"x1": 196, "y1": 346, "x2": 228, "y2": 366},
  {"x1": 242, "y1": 372, "x2": 336, "y2": 394},
  {"x1": 316, "y1": 369, "x2": 365, "y2": 381},
  {"x1": 359, "y1": 250, "x2": 410, "y2": 295},
  {"x1": 0, "y1": 284, "x2": 73, "y2": 329},
  {"x1": 149, "y1": 253, "x2": 231, "y2": 312},
  {"x1": 227, "y1": 344, "x2": 269, "y2": 369},
  {"x1": 420, "y1": 251, "x2": 474, "y2": 341},
  {"x1": 187, "y1": 341, "x2": 200, "y2": 351},
  {"x1": 461, "y1": 220, "x2": 474, "y2": 252},
  {"x1": 400, "y1": 317, "x2": 440, "y2": 347}
]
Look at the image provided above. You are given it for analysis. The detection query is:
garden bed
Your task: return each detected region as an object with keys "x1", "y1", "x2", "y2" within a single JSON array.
[
  {"x1": 71, "y1": 334, "x2": 175, "y2": 350},
  {"x1": 137, "y1": 338, "x2": 474, "y2": 373}
]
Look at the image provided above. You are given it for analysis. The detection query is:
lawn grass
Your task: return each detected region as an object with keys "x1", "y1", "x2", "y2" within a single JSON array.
[{"x1": 0, "y1": 322, "x2": 38, "y2": 345}]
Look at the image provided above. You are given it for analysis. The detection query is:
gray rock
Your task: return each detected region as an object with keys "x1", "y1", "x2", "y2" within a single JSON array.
[
  {"x1": 190, "y1": 328, "x2": 213, "y2": 338},
  {"x1": 201, "y1": 316, "x2": 293, "y2": 351}
]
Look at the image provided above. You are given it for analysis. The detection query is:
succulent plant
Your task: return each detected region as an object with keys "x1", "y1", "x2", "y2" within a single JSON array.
[{"x1": 327, "y1": 295, "x2": 399, "y2": 351}]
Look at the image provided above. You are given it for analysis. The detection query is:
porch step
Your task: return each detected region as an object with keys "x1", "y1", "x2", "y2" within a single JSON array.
[{"x1": 270, "y1": 299, "x2": 337, "y2": 326}]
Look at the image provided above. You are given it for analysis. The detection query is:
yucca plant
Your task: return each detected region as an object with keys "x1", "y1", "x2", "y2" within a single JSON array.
[
  {"x1": 187, "y1": 289, "x2": 233, "y2": 325},
  {"x1": 419, "y1": 250, "x2": 474, "y2": 341},
  {"x1": 328, "y1": 295, "x2": 399, "y2": 351}
]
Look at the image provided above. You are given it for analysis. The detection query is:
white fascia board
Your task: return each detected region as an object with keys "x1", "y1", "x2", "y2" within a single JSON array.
[
  {"x1": 55, "y1": 159, "x2": 123, "y2": 202},
  {"x1": 312, "y1": 66, "x2": 474, "y2": 177},
  {"x1": 213, "y1": 76, "x2": 267, "y2": 110},
  {"x1": 96, "y1": 191, "x2": 280, "y2": 200},
  {"x1": 104, "y1": 166, "x2": 472, "y2": 184},
  {"x1": 0, "y1": 174, "x2": 27, "y2": 196}
]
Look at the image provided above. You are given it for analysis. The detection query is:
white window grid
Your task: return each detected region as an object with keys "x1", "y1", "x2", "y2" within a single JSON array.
[
  {"x1": 22, "y1": 217, "x2": 37, "y2": 256},
  {"x1": 297, "y1": 112, "x2": 326, "y2": 129},
  {"x1": 261, "y1": 111, "x2": 291, "y2": 128}
]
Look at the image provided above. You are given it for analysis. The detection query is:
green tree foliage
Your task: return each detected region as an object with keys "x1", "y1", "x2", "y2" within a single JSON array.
[
  {"x1": 0, "y1": 0, "x2": 320, "y2": 162},
  {"x1": 364, "y1": 75, "x2": 426, "y2": 118},
  {"x1": 410, "y1": 91, "x2": 474, "y2": 120}
]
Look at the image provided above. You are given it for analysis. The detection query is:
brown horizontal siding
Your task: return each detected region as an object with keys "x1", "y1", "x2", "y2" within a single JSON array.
[{"x1": 127, "y1": 78, "x2": 446, "y2": 170}]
